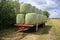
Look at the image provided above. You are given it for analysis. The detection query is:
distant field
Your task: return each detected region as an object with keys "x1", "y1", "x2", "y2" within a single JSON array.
[{"x1": 0, "y1": 19, "x2": 60, "y2": 40}]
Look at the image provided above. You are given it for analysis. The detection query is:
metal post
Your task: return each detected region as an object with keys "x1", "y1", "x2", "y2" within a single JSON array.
[{"x1": 36, "y1": 24, "x2": 38, "y2": 32}]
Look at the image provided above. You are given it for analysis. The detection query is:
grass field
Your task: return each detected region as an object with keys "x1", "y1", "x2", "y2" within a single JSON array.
[{"x1": 0, "y1": 19, "x2": 60, "y2": 40}]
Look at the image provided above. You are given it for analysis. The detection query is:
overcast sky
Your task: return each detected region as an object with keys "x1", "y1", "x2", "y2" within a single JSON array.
[{"x1": 19, "y1": 0, "x2": 60, "y2": 18}]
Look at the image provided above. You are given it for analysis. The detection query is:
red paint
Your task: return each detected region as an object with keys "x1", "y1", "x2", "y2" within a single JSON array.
[
  {"x1": 14, "y1": 24, "x2": 34, "y2": 32},
  {"x1": 14, "y1": 24, "x2": 34, "y2": 27}
]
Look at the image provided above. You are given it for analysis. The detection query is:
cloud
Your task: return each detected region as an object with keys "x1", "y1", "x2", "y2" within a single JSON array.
[
  {"x1": 19, "y1": 0, "x2": 27, "y2": 2},
  {"x1": 32, "y1": 0, "x2": 46, "y2": 5},
  {"x1": 49, "y1": 9, "x2": 60, "y2": 18},
  {"x1": 46, "y1": 0, "x2": 57, "y2": 7},
  {"x1": 31, "y1": 0, "x2": 58, "y2": 10},
  {"x1": 19, "y1": 0, "x2": 36, "y2": 6},
  {"x1": 20, "y1": 0, "x2": 58, "y2": 9}
]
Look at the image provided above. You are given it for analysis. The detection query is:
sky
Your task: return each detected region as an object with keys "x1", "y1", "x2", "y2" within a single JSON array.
[{"x1": 19, "y1": 0, "x2": 60, "y2": 18}]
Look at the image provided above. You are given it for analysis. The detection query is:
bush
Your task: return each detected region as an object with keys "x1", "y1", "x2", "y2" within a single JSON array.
[{"x1": 0, "y1": 1, "x2": 20, "y2": 27}]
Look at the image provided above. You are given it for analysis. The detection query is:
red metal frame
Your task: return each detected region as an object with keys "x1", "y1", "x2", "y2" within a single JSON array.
[
  {"x1": 14, "y1": 24, "x2": 34, "y2": 27},
  {"x1": 14, "y1": 24, "x2": 34, "y2": 33}
]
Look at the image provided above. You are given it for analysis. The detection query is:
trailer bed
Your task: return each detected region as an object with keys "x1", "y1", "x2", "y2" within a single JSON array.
[
  {"x1": 14, "y1": 24, "x2": 34, "y2": 27},
  {"x1": 14, "y1": 24, "x2": 39, "y2": 33}
]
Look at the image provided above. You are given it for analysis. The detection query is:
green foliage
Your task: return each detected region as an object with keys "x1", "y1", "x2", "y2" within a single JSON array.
[
  {"x1": 0, "y1": 0, "x2": 20, "y2": 26},
  {"x1": 42, "y1": 11, "x2": 49, "y2": 17}
]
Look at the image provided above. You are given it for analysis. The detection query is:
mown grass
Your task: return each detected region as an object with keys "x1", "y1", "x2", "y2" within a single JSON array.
[{"x1": 50, "y1": 19, "x2": 60, "y2": 40}]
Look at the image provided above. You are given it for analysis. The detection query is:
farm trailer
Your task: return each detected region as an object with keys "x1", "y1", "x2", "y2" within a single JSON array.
[
  {"x1": 14, "y1": 22, "x2": 46, "y2": 33},
  {"x1": 14, "y1": 13, "x2": 47, "y2": 33}
]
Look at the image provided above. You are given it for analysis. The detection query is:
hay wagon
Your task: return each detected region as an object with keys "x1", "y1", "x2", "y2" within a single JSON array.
[
  {"x1": 14, "y1": 22, "x2": 45, "y2": 33},
  {"x1": 14, "y1": 13, "x2": 48, "y2": 33}
]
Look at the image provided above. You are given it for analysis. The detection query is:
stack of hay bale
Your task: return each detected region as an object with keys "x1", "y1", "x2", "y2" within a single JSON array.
[{"x1": 16, "y1": 3, "x2": 49, "y2": 24}]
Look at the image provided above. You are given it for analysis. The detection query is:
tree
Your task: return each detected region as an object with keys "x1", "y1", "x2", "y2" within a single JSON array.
[
  {"x1": 42, "y1": 11, "x2": 49, "y2": 17},
  {"x1": 0, "y1": 0, "x2": 20, "y2": 27}
]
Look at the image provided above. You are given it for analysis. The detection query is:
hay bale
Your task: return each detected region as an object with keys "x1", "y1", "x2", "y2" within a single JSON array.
[
  {"x1": 25, "y1": 13, "x2": 47, "y2": 24},
  {"x1": 16, "y1": 14, "x2": 25, "y2": 24},
  {"x1": 20, "y1": 3, "x2": 32, "y2": 13}
]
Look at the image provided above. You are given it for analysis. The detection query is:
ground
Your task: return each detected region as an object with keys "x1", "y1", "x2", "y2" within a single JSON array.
[{"x1": 0, "y1": 19, "x2": 60, "y2": 40}]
